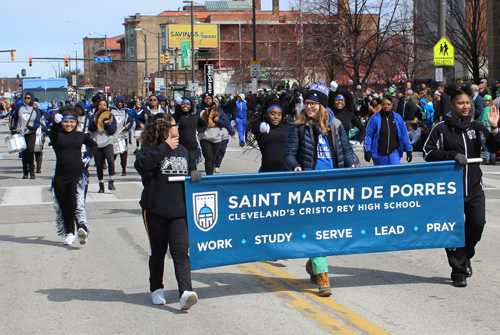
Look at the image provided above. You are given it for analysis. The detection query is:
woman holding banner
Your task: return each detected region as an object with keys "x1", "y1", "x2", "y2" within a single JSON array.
[
  {"x1": 135, "y1": 113, "x2": 202, "y2": 310},
  {"x1": 424, "y1": 83, "x2": 500, "y2": 287},
  {"x1": 246, "y1": 95, "x2": 290, "y2": 172},
  {"x1": 283, "y1": 82, "x2": 355, "y2": 297}
]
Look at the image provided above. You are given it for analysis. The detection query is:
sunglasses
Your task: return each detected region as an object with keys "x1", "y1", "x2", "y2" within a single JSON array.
[
  {"x1": 171, "y1": 124, "x2": 179, "y2": 128},
  {"x1": 150, "y1": 99, "x2": 157, "y2": 102},
  {"x1": 25, "y1": 97, "x2": 31, "y2": 100}
]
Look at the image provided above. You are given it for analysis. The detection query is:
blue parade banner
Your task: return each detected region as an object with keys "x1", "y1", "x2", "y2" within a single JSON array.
[{"x1": 184, "y1": 161, "x2": 465, "y2": 270}]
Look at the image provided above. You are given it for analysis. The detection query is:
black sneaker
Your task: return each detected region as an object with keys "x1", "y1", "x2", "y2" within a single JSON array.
[
  {"x1": 466, "y1": 261, "x2": 473, "y2": 277},
  {"x1": 452, "y1": 275, "x2": 467, "y2": 287}
]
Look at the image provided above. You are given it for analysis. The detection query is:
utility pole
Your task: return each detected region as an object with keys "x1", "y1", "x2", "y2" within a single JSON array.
[
  {"x1": 438, "y1": 0, "x2": 447, "y2": 84},
  {"x1": 252, "y1": 0, "x2": 257, "y2": 109}
]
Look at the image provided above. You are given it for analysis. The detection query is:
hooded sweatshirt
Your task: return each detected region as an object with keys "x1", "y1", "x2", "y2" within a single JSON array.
[
  {"x1": 12, "y1": 91, "x2": 43, "y2": 135},
  {"x1": 424, "y1": 112, "x2": 500, "y2": 197},
  {"x1": 111, "y1": 96, "x2": 133, "y2": 135}
]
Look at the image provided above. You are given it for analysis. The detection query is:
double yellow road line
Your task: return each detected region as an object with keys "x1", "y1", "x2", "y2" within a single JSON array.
[{"x1": 237, "y1": 262, "x2": 390, "y2": 335}]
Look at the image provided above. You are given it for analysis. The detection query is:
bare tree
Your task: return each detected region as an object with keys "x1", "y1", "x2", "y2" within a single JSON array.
[
  {"x1": 60, "y1": 69, "x2": 85, "y2": 87},
  {"x1": 414, "y1": 0, "x2": 488, "y2": 83},
  {"x1": 299, "y1": 0, "x2": 406, "y2": 86}
]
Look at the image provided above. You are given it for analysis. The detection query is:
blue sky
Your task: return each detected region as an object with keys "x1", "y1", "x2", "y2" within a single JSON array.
[{"x1": 0, "y1": 0, "x2": 290, "y2": 81}]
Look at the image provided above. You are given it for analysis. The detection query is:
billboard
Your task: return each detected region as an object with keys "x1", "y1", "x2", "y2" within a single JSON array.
[{"x1": 168, "y1": 25, "x2": 218, "y2": 48}]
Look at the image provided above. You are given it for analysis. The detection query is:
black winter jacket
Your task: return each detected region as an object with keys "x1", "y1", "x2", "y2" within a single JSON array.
[
  {"x1": 424, "y1": 113, "x2": 500, "y2": 197},
  {"x1": 135, "y1": 142, "x2": 196, "y2": 218},
  {"x1": 283, "y1": 118, "x2": 355, "y2": 170}
]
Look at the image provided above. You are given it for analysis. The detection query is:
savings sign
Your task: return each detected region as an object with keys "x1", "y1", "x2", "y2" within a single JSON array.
[
  {"x1": 184, "y1": 161, "x2": 465, "y2": 270},
  {"x1": 168, "y1": 24, "x2": 218, "y2": 48}
]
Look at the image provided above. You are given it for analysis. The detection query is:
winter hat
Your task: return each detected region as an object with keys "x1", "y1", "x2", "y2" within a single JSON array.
[
  {"x1": 481, "y1": 79, "x2": 487, "y2": 84},
  {"x1": 484, "y1": 94, "x2": 492, "y2": 101},
  {"x1": 304, "y1": 83, "x2": 330, "y2": 108}
]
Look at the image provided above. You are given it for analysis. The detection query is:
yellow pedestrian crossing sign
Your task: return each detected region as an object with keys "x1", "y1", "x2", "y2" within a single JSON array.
[{"x1": 434, "y1": 37, "x2": 454, "y2": 67}]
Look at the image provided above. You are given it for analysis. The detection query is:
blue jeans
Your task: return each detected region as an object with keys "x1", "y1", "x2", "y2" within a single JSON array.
[
  {"x1": 236, "y1": 118, "x2": 247, "y2": 144},
  {"x1": 373, "y1": 150, "x2": 400, "y2": 165}
]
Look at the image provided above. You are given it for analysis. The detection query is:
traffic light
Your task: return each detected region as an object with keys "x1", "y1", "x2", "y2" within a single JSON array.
[
  {"x1": 160, "y1": 54, "x2": 165, "y2": 64},
  {"x1": 165, "y1": 53, "x2": 170, "y2": 63},
  {"x1": 65, "y1": 57, "x2": 69, "y2": 67},
  {"x1": 29, "y1": 57, "x2": 33, "y2": 67},
  {"x1": 11, "y1": 51, "x2": 15, "y2": 61}
]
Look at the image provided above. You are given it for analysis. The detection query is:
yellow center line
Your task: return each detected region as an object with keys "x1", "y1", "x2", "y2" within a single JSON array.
[
  {"x1": 237, "y1": 263, "x2": 357, "y2": 335},
  {"x1": 255, "y1": 261, "x2": 391, "y2": 335}
]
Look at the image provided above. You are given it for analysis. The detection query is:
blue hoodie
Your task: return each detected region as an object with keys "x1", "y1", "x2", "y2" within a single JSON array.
[
  {"x1": 12, "y1": 91, "x2": 45, "y2": 134},
  {"x1": 418, "y1": 98, "x2": 434, "y2": 126}
]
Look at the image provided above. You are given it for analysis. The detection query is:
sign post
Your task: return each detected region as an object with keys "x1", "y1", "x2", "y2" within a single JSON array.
[
  {"x1": 435, "y1": 68, "x2": 443, "y2": 82},
  {"x1": 250, "y1": 60, "x2": 260, "y2": 78},
  {"x1": 433, "y1": 36, "x2": 454, "y2": 84},
  {"x1": 204, "y1": 64, "x2": 214, "y2": 95}
]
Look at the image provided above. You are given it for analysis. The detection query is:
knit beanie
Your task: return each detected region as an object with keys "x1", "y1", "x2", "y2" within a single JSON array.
[{"x1": 304, "y1": 83, "x2": 330, "y2": 108}]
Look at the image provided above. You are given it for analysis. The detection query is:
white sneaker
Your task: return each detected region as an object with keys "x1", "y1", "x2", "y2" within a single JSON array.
[
  {"x1": 151, "y1": 288, "x2": 166, "y2": 305},
  {"x1": 77, "y1": 228, "x2": 88, "y2": 245},
  {"x1": 214, "y1": 167, "x2": 220, "y2": 173},
  {"x1": 63, "y1": 233, "x2": 76, "y2": 245},
  {"x1": 180, "y1": 290, "x2": 198, "y2": 311}
]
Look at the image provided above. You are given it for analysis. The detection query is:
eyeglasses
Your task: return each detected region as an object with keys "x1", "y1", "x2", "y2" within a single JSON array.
[
  {"x1": 150, "y1": 99, "x2": 157, "y2": 102},
  {"x1": 25, "y1": 97, "x2": 31, "y2": 100},
  {"x1": 304, "y1": 101, "x2": 319, "y2": 107},
  {"x1": 171, "y1": 124, "x2": 179, "y2": 128}
]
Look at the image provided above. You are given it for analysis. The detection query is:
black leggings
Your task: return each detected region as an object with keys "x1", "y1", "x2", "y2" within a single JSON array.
[
  {"x1": 446, "y1": 191, "x2": 485, "y2": 276},
  {"x1": 94, "y1": 144, "x2": 115, "y2": 181},
  {"x1": 22, "y1": 132, "x2": 36, "y2": 173},
  {"x1": 200, "y1": 140, "x2": 221, "y2": 175},
  {"x1": 143, "y1": 211, "x2": 192, "y2": 296},
  {"x1": 114, "y1": 151, "x2": 128, "y2": 169},
  {"x1": 52, "y1": 174, "x2": 89, "y2": 236}
]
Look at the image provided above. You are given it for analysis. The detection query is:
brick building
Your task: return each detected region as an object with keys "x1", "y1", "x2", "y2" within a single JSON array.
[{"x1": 121, "y1": 0, "x2": 301, "y2": 95}]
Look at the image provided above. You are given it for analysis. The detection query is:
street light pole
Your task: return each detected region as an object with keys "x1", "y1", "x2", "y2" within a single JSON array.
[
  {"x1": 184, "y1": 1, "x2": 196, "y2": 95},
  {"x1": 191, "y1": 2, "x2": 195, "y2": 86},
  {"x1": 89, "y1": 32, "x2": 109, "y2": 89}
]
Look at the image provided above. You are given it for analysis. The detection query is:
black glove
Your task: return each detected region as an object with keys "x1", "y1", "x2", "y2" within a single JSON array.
[
  {"x1": 406, "y1": 151, "x2": 412, "y2": 163},
  {"x1": 454, "y1": 153, "x2": 467, "y2": 166},
  {"x1": 190, "y1": 170, "x2": 202, "y2": 183},
  {"x1": 364, "y1": 151, "x2": 372, "y2": 162}
]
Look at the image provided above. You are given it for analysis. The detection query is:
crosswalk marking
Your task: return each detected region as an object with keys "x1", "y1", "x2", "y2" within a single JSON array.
[
  {"x1": 2, "y1": 186, "x2": 44, "y2": 206},
  {"x1": 0, "y1": 182, "x2": 142, "y2": 206}
]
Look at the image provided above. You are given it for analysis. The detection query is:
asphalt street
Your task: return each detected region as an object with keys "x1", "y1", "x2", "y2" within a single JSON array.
[{"x1": 1, "y1": 119, "x2": 500, "y2": 335}]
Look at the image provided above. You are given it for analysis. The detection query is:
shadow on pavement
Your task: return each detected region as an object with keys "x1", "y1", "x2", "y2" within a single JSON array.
[
  {"x1": 0, "y1": 235, "x2": 77, "y2": 249},
  {"x1": 36, "y1": 288, "x2": 183, "y2": 313}
]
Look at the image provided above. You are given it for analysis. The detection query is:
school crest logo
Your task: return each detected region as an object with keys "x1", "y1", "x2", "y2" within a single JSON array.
[{"x1": 193, "y1": 192, "x2": 218, "y2": 232}]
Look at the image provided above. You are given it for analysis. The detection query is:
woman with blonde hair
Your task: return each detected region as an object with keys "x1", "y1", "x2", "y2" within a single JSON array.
[
  {"x1": 283, "y1": 83, "x2": 355, "y2": 297},
  {"x1": 198, "y1": 107, "x2": 222, "y2": 175}
]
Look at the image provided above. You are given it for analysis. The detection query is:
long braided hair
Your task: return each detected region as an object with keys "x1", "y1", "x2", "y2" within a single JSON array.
[
  {"x1": 139, "y1": 113, "x2": 174, "y2": 148},
  {"x1": 245, "y1": 95, "x2": 283, "y2": 150}
]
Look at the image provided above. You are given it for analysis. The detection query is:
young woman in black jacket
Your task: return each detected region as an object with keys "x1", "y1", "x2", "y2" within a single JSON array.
[
  {"x1": 246, "y1": 95, "x2": 290, "y2": 172},
  {"x1": 49, "y1": 107, "x2": 98, "y2": 245},
  {"x1": 134, "y1": 113, "x2": 202, "y2": 310},
  {"x1": 424, "y1": 82, "x2": 500, "y2": 287}
]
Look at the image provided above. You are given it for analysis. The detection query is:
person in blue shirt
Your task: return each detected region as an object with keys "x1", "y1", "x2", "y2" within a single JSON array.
[
  {"x1": 418, "y1": 98, "x2": 435, "y2": 127},
  {"x1": 235, "y1": 94, "x2": 247, "y2": 147},
  {"x1": 283, "y1": 83, "x2": 355, "y2": 297}
]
